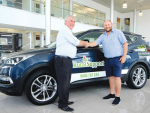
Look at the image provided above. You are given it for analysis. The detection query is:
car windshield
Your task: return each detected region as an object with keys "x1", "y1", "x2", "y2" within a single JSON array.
[
  {"x1": 44, "y1": 42, "x2": 56, "y2": 48},
  {"x1": 73, "y1": 31, "x2": 85, "y2": 37},
  {"x1": 44, "y1": 31, "x2": 85, "y2": 48}
]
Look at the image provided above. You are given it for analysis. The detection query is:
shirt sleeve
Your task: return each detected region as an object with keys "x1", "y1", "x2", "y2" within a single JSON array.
[
  {"x1": 95, "y1": 35, "x2": 103, "y2": 45},
  {"x1": 117, "y1": 30, "x2": 127, "y2": 44},
  {"x1": 64, "y1": 31, "x2": 80, "y2": 46}
]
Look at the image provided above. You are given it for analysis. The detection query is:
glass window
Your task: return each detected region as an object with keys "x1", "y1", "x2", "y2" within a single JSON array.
[
  {"x1": 84, "y1": 6, "x2": 98, "y2": 26},
  {"x1": 128, "y1": 35, "x2": 137, "y2": 43},
  {"x1": 79, "y1": 32, "x2": 102, "y2": 42},
  {"x1": 63, "y1": 0, "x2": 69, "y2": 18},
  {"x1": 4, "y1": 0, "x2": 22, "y2": 9},
  {"x1": 73, "y1": 3, "x2": 84, "y2": 23},
  {"x1": 0, "y1": 38, "x2": 7, "y2": 45},
  {"x1": 51, "y1": 0, "x2": 62, "y2": 18},
  {"x1": 98, "y1": 12, "x2": 105, "y2": 27},
  {"x1": 0, "y1": 0, "x2": 2, "y2": 5}
]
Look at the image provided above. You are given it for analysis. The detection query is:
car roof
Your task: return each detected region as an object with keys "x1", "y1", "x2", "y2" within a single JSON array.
[{"x1": 79, "y1": 29, "x2": 142, "y2": 37}]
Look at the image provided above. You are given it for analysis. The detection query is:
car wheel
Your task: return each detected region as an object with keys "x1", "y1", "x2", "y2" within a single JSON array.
[
  {"x1": 25, "y1": 69, "x2": 58, "y2": 105},
  {"x1": 126, "y1": 64, "x2": 147, "y2": 89}
]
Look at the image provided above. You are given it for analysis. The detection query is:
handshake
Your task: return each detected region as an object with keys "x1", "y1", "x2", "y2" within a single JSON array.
[
  {"x1": 84, "y1": 41, "x2": 89, "y2": 48},
  {"x1": 79, "y1": 40, "x2": 97, "y2": 48}
]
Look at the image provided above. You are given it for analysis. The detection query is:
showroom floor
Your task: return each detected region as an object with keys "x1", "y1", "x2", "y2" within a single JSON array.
[{"x1": 0, "y1": 79, "x2": 150, "y2": 113}]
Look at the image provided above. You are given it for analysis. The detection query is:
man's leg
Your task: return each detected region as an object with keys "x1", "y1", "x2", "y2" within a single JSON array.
[
  {"x1": 103, "y1": 58, "x2": 115, "y2": 99},
  {"x1": 109, "y1": 76, "x2": 115, "y2": 95},
  {"x1": 112, "y1": 57, "x2": 122, "y2": 105},
  {"x1": 114, "y1": 77, "x2": 121, "y2": 97},
  {"x1": 55, "y1": 57, "x2": 72, "y2": 108}
]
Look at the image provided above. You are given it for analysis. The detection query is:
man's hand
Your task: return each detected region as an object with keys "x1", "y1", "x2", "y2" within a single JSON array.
[
  {"x1": 119, "y1": 56, "x2": 126, "y2": 64},
  {"x1": 84, "y1": 42, "x2": 89, "y2": 48}
]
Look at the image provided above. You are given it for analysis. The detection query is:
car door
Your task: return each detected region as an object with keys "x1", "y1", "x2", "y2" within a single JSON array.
[{"x1": 71, "y1": 31, "x2": 106, "y2": 83}]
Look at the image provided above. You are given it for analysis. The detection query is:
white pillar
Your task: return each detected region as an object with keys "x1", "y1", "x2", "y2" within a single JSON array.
[
  {"x1": 110, "y1": 0, "x2": 114, "y2": 23},
  {"x1": 30, "y1": 0, "x2": 32, "y2": 12},
  {"x1": 29, "y1": 31, "x2": 32, "y2": 49},
  {"x1": 29, "y1": 31, "x2": 35, "y2": 49},
  {"x1": 40, "y1": 0, "x2": 44, "y2": 14},
  {"x1": 40, "y1": 32, "x2": 44, "y2": 47},
  {"x1": 69, "y1": 0, "x2": 73, "y2": 15},
  {"x1": 133, "y1": 9, "x2": 136, "y2": 33},
  {"x1": 45, "y1": 0, "x2": 51, "y2": 45},
  {"x1": 31, "y1": 0, "x2": 35, "y2": 12}
]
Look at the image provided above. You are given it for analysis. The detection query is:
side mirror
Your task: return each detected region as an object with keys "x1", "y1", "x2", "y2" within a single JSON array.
[{"x1": 142, "y1": 37, "x2": 146, "y2": 39}]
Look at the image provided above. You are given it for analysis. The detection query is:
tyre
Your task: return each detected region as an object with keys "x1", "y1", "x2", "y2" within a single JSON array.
[
  {"x1": 127, "y1": 64, "x2": 147, "y2": 89},
  {"x1": 25, "y1": 69, "x2": 58, "y2": 105}
]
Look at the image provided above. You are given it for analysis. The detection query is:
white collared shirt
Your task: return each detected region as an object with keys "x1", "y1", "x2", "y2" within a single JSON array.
[{"x1": 55, "y1": 25, "x2": 80, "y2": 58}]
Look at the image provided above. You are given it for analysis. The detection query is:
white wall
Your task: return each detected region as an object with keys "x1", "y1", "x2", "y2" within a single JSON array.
[
  {"x1": 122, "y1": 9, "x2": 150, "y2": 43},
  {"x1": 136, "y1": 9, "x2": 150, "y2": 43},
  {"x1": 122, "y1": 12, "x2": 134, "y2": 32},
  {"x1": 0, "y1": 5, "x2": 104, "y2": 33}
]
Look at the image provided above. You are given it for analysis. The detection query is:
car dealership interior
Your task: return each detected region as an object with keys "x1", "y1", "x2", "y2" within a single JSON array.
[{"x1": 0, "y1": 0, "x2": 150, "y2": 113}]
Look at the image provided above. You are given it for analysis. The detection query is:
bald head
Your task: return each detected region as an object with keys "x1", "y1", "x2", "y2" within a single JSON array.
[{"x1": 103, "y1": 20, "x2": 113, "y2": 32}]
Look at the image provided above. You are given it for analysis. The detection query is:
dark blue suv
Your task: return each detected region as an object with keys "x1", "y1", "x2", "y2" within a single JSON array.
[{"x1": 0, "y1": 29, "x2": 150, "y2": 105}]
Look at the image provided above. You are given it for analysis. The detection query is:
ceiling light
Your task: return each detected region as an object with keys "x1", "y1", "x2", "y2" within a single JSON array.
[
  {"x1": 122, "y1": 1, "x2": 127, "y2": 8},
  {"x1": 139, "y1": 10, "x2": 143, "y2": 16},
  {"x1": 73, "y1": 14, "x2": 77, "y2": 16}
]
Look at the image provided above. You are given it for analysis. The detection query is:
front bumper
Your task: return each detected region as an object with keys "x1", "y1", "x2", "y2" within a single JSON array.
[
  {"x1": 0, "y1": 86, "x2": 22, "y2": 96},
  {"x1": 0, "y1": 66, "x2": 20, "y2": 95}
]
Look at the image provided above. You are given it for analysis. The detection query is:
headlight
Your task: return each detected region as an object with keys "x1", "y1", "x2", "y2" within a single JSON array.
[{"x1": 1, "y1": 54, "x2": 34, "y2": 65}]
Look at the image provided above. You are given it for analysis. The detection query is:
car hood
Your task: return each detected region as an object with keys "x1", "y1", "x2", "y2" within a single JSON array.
[{"x1": 1, "y1": 48, "x2": 56, "y2": 58}]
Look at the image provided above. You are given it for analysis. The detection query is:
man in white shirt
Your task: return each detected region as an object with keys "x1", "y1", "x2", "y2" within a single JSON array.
[{"x1": 55, "y1": 15, "x2": 88, "y2": 112}]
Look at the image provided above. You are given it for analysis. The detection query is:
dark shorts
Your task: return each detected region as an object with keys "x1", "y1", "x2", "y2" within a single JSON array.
[{"x1": 105, "y1": 56, "x2": 123, "y2": 77}]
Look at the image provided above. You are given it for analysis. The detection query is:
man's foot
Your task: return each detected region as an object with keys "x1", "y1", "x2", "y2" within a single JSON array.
[
  {"x1": 112, "y1": 97, "x2": 121, "y2": 105},
  {"x1": 58, "y1": 106, "x2": 74, "y2": 112},
  {"x1": 103, "y1": 94, "x2": 115, "y2": 99},
  {"x1": 68, "y1": 101, "x2": 74, "y2": 105}
]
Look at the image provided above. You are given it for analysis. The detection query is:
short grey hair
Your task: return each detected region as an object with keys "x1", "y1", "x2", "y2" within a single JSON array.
[{"x1": 65, "y1": 15, "x2": 75, "y2": 21}]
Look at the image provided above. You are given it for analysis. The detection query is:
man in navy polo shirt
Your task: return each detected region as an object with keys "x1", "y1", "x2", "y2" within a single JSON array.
[{"x1": 86, "y1": 20, "x2": 128, "y2": 105}]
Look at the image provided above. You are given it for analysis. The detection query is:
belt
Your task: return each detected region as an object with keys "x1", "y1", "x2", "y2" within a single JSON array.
[
  {"x1": 106, "y1": 56, "x2": 122, "y2": 59},
  {"x1": 55, "y1": 55, "x2": 71, "y2": 59}
]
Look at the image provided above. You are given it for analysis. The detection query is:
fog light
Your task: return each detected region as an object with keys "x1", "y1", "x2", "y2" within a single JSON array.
[{"x1": 0, "y1": 76, "x2": 13, "y2": 85}]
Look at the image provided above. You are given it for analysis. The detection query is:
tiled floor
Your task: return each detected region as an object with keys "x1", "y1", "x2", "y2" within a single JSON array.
[{"x1": 0, "y1": 79, "x2": 150, "y2": 113}]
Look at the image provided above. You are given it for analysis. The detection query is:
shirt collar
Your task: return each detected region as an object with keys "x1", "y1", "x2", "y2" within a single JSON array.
[
  {"x1": 104, "y1": 28, "x2": 114, "y2": 35},
  {"x1": 64, "y1": 25, "x2": 72, "y2": 32}
]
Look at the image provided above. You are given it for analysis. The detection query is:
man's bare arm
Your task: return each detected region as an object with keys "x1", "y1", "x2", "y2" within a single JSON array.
[{"x1": 119, "y1": 42, "x2": 128, "y2": 64}]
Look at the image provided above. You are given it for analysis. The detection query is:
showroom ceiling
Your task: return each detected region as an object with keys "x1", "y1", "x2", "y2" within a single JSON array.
[{"x1": 92, "y1": 0, "x2": 150, "y2": 13}]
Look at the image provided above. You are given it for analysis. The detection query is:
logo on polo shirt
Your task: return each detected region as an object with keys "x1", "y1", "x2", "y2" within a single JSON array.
[{"x1": 73, "y1": 56, "x2": 104, "y2": 68}]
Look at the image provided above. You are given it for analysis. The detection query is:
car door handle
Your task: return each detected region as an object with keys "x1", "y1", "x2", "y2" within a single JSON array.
[{"x1": 128, "y1": 50, "x2": 134, "y2": 53}]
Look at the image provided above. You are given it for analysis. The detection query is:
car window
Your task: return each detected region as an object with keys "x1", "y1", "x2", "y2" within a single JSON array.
[
  {"x1": 125, "y1": 35, "x2": 137, "y2": 45},
  {"x1": 125, "y1": 35, "x2": 132, "y2": 44},
  {"x1": 78, "y1": 32, "x2": 102, "y2": 42},
  {"x1": 129, "y1": 35, "x2": 137, "y2": 43}
]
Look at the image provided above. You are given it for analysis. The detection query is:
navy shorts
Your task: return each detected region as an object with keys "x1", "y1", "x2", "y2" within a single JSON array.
[{"x1": 105, "y1": 56, "x2": 123, "y2": 77}]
